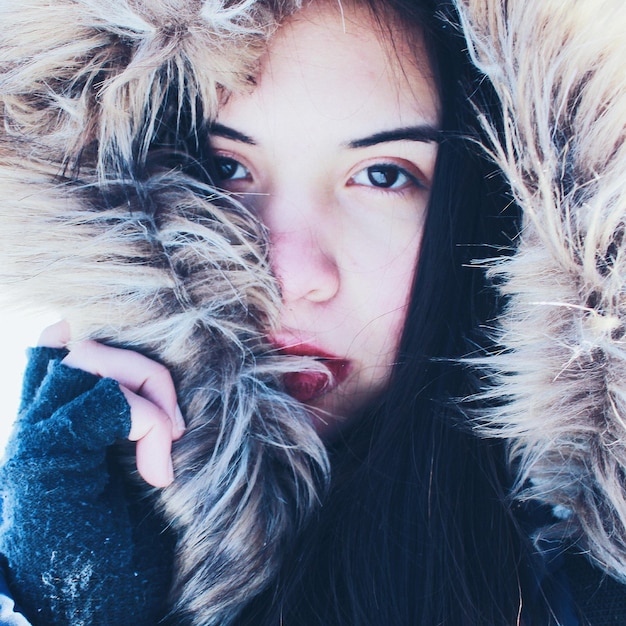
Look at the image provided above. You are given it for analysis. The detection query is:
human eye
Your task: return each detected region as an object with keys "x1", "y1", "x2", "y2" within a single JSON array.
[
  {"x1": 213, "y1": 156, "x2": 251, "y2": 183},
  {"x1": 348, "y1": 163, "x2": 424, "y2": 191}
]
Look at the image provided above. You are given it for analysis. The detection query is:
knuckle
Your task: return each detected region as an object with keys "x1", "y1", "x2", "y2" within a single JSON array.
[
  {"x1": 149, "y1": 361, "x2": 173, "y2": 384},
  {"x1": 68, "y1": 339, "x2": 96, "y2": 359}
]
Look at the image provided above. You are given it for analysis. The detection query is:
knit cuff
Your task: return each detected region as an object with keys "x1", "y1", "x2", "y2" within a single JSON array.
[
  {"x1": 18, "y1": 347, "x2": 68, "y2": 414},
  {"x1": 3, "y1": 349, "x2": 132, "y2": 495}
]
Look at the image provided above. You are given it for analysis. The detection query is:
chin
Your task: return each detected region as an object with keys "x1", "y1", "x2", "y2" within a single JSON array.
[{"x1": 304, "y1": 389, "x2": 373, "y2": 439}]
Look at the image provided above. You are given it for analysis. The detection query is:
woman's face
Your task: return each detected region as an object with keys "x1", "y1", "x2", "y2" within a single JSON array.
[{"x1": 211, "y1": 2, "x2": 440, "y2": 434}]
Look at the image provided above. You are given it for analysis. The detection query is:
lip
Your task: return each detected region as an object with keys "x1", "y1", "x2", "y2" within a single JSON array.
[{"x1": 273, "y1": 342, "x2": 352, "y2": 403}]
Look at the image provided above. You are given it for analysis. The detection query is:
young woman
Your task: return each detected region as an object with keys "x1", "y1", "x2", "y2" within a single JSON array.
[{"x1": 0, "y1": 0, "x2": 625, "y2": 624}]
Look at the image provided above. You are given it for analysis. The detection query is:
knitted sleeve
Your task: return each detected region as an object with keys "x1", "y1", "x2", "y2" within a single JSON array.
[{"x1": 0, "y1": 347, "x2": 174, "y2": 626}]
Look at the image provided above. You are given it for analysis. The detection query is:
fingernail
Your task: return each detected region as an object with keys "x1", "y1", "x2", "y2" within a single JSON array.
[{"x1": 174, "y1": 405, "x2": 186, "y2": 434}]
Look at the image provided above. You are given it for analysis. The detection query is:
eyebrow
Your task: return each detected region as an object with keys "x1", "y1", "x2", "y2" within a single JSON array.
[
  {"x1": 209, "y1": 123, "x2": 256, "y2": 145},
  {"x1": 346, "y1": 126, "x2": 442, "y2": 148},
  {"x1": 209, "y1": 123, "x2": 442, "y2": 148}
]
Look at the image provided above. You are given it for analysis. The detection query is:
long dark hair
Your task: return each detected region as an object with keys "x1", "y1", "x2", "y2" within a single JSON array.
[{"x1": 237, "y1": 1, "x2": 554, "y2": 624}]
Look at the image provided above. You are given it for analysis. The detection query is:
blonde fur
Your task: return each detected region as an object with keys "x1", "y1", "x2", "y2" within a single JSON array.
[
  {"x1": 454, "y1": 0, "x2": 626, "y2": 580},
  {"x1": 0, "y1": 1, "x2": 332, "y2": 624}
]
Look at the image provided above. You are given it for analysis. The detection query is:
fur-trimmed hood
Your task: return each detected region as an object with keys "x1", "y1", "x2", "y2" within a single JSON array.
[
  {"x1": 0, "y1": 0, "x2": 625, "y2": 622},
  {"x1": 455, "y1": 0, "x2": 626, "y2": 582}
]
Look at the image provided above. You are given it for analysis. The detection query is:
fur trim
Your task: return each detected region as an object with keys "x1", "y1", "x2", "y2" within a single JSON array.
[
  {"x1": 0, "y1": 0, "x2": 290, "y2": 175},
  {"x1": 455, "y1": 0, "x2": 626, "y2": 579},
  {"x1": 0, "y1": 1, "x2": 330, "y2": 625},
  {"x1": 4, "y1": 0, "x2": 626, "y2": 619}
]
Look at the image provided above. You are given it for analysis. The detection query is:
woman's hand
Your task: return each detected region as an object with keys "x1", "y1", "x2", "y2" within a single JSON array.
[
  {"x1": 1, "y1": 320, "x2": 177, "y2": 624},
  {"x1": 38, "y1": 321, "x2": 185, "y2": 488}
]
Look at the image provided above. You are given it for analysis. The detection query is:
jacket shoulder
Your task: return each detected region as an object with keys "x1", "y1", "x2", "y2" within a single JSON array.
[{"x1": 565, "y1": 553, "x2": 626, "y2": 626}]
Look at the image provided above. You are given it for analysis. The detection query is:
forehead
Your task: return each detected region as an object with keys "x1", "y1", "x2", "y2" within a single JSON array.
[{"x1": 220, "y1": 1, "x2": 440, "y2": 132}]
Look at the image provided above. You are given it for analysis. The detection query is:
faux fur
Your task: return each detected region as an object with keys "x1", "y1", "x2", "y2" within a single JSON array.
[
  {"x1": 0, "y1": 1, "x2": 331, "y2": 625},
  {"x1": 2, "y1": 0, "x2": 626, "y2": 622},
  {"x1": 454, "y1": 0, "x2": 626, "y2": 581}
]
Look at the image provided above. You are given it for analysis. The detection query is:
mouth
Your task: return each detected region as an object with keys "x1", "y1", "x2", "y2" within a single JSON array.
[{"x1": 274, "y1": 344, "x2": 352, "y2": 403}]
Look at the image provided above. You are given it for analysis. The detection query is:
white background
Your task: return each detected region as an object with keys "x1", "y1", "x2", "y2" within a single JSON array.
[{"x1": 0, "y1": 310, "x2": 57, "y2": 451}]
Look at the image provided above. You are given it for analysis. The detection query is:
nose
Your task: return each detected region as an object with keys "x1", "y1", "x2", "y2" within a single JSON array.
[{"x1": 263, "y1": 193, "x2": 340, "y2": 305}]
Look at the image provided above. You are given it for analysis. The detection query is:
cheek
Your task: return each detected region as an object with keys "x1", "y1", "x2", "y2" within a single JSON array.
[
  {"x1": 372, "y1": 226, "x2": 421, "y2": 309},
  {"x1": 353, "y1": 230, "x2": 421, "y2": 357},
  {"x1": 379, "y1": 263, "x2": 416, "y2": 352}
]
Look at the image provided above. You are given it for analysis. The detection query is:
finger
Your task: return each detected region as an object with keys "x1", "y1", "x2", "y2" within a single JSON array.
[
  {"x1": 62, "y1": 340, "x2": 186, "y2": 439},
  {"x1": 120, "y1": 385, "x2": 175, "y2": 488},
  {"x1": 37, "y1": 320, "x2": 71, "y2": 348}
]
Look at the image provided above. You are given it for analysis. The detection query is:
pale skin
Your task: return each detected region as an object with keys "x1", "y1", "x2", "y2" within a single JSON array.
[{"x1": 40, "y1": 2, "x2": 440, "y2": 488}]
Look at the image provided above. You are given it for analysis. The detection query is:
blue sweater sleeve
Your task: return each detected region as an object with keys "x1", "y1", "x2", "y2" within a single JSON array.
[{"x1": 0, "y1": 348, "x2": 174, "y2": 626}]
